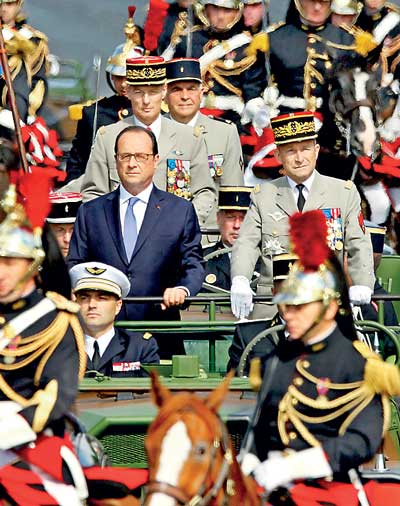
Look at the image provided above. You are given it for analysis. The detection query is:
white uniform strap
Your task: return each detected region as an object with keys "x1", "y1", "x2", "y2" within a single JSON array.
[
  {"x1": 199, "y1": 33, "x2": 252, "y2": 71},
  {"x1": 0, "y1": 297, "x2": 57, "y2": 352}
]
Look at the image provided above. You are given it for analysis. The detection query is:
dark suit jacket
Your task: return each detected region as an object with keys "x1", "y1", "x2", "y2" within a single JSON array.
[
  {"x1": 68, "y1": 185, "x2": 205, "y2": 321},
  {"x1": 85, "y1": 328, "x2": 159, "y2": 378}
]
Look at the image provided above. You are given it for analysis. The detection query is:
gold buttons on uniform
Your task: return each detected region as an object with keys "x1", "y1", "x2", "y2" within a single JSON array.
[
  {"x1": 292, "y1": 398, "x2": 298, "y2": 406},
  {"x1": 289, "y1": 432, "x2": 297, "y2": 440},
  {"x1": 310, "y1": 83, "x2": 316, "y2": 89},
  {"x1": 302, "y1": 360, "x2": 310, "y2": 368},
  {"x1": 294, "y1": 377, "x2": 304, "y2": 386},
  {"x1": 0, "y1": 316, "x2": 5, "y2": 325},
  {"x1": 308, "y1": 37, "x2": 316, "y2": 43}
]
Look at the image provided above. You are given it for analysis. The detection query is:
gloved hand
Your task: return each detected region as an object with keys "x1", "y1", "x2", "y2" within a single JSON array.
[
  {"x1": 241, "y1": 97, "x2": 270, "y2": 136},
  {"x1": 349, "y1": 285, "x2": 373, "y2": 305},
  {"x1": 239, "y1": 452, "x2": 260, "y2": 476},
  {"x1": 253, "y1": 447, "x2": 332, "y2": 492},
  {"x1": 0, "y1": 412, "x2": 36, "y2": 450},
  {"x1": 231, "y1": 276, "x2": 254, "y2": 319}
]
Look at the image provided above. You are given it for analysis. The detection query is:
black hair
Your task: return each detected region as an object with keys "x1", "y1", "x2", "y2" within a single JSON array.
[
  {"x1": 38, "y1": 223, "x2": 72, "y2": 299},
  {"x1": 114, "y1": 125, "x2": 159, "y2": 156}
]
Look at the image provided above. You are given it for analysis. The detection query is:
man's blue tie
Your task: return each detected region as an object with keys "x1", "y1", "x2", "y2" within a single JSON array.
[{"x1": 123, "y1": 197, "x2": 139, "y2": 260}]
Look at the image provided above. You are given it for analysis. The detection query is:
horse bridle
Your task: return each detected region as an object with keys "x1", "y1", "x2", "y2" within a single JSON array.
[{"x1": 144, "y1": 414, "x2": 234, "y2": 506}]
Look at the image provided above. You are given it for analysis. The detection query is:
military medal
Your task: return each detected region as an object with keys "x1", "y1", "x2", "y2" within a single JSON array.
[
  {"x1": 316, "y1": 377, "x2": 330, "y2": 403},
  {"x1": 205, "y1": 274, "x2": 217, "y2": 284}
]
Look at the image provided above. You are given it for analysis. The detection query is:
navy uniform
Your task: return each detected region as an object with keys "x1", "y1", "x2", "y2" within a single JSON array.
[
  {"x1": 203, "y1": 186, "x2": 253, "y2": 291},
  {"x1": 65, "y1": 7, "x2": 143, "y2": 185},
  {"x1": 161, "y1": 0, "x2": 266, "y2": 128},
  {"x1": 227, "y1": 253, "x2": 297, "y2": 374},
  {"x1": 0, "y1": 0, "x2": 48, "y2": 126},
  {"x1": 357, "y1": 1, "x2": 400, "y2": 35},
  {"x1": 248, "y1": 210, "x2": 400, "y2": 497},
  {"x1": 69, "y1": 262, "x2": 160, "y2": 378}
]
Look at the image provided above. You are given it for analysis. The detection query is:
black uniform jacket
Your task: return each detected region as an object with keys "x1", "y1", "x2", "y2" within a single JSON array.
[
  {"x1": 0, "y1": 290, "x2": 82, "y2": 433},
  {"x1": 85, "y1": 327, "x2": 159, "y2": 378},
  {"x1": 203, "y1": 240, "x2": 261, "y2": 293},
  {"x1": 254, "y1": 326, "x2": 384, "y2": 479},
  {"x1": 228, "y1": 313, "x2": 284, "y2": 374},
  {"x1": 66, "y1": 94, "x2": 132, "y2": 183}
]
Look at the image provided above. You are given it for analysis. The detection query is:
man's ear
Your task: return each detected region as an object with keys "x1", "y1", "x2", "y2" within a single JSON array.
[
  {"x1": 274, "y1": 148, "x2": 282, "y2": 164},
  {"x1": 161, "y1": 84, "x2": 167, "y2": 100},
  {"x1": 314, "y1": 143, "x2": 320, "y2": 159},
  {"x1": 115, "y1": 298, "x2": 123, "y2": 317}
]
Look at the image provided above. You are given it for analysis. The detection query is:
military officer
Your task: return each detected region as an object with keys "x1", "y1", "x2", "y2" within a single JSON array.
[
  {"x1": 0, "y1": 0, "x2": 49, "y2": 126},
  {"x1": 46, "y1": 192, "x2": 82, "y2": 258},
  {"x1": 70, "y1": 262, "x2": 159, "y2": 378},
  {"x1": 203, "y1": 186, "x2": 252, "y2": 291},
  {"x1": 227, "y1": 252, "x2": 297, "y2": 375},
  {"x1": 243, "y1": 0, "x2": 267, "y2": 34},
  {"x1": 81, "y1": 56, "x2": 216, "y2": 227},
  {"x1": 65, "y1": 7, "x2": 143, "y2": 185},
  {"x1": 160, "y1": 0, "x2": 266, "y2": 130},
  {"x1": 165, "y1": 57, "x2": 244, "y2": 234},
  {"x1": 246, "y1": 210, "x2": 399, "y2": 498},
  {"x1": 0, "y1": 183, "x2": 88, "y2": 504},
  {"x1": 230, "y1": 111, "x2": 375, "y2": 319},
  {"x1": 262, "y1": 0, "x2": 373, "y2": 161}
]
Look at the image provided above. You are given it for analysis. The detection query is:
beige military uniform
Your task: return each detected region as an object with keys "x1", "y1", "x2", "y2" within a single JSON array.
[
  {"x1": 193, "y1": 112, "x2": 244, "y2": 237},
  {"x1": 231, "y1": 171, "x2": 375, "y2": 319},
  {"x1": 81, "y1": 115, "x2": 217, "y2": 226}
]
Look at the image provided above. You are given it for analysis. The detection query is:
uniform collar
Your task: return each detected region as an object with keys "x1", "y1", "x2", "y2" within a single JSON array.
[
  {"x1": 133, "y1": 114, "x2": 162, "y2": 140},
  {"x1": 287, "y1": 171, "x2": 315, "y2": 193},
  {"x1": 0, "y1": 288, "x2": 42, "y2": 316},
  {"x1": 85, "y1": 327, "x2": 116, "y2": 358}
]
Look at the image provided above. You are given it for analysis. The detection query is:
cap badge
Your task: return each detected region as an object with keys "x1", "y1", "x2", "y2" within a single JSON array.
[{"x1": 85, "y1": 267, "x2": 107, "y2": 275}]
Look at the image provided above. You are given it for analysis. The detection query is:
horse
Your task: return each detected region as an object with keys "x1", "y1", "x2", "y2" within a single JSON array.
[{"x1": 143, "y1": 371, "x2": 260, "y2": 506}]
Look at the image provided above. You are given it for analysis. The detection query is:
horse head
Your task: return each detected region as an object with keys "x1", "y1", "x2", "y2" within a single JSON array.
[
  {"x1": 328, "y1": 55, "x2": 381, "y2": 160},
  {"x1": 144, "y1": 371, "x2": 259, "y2": 506}
]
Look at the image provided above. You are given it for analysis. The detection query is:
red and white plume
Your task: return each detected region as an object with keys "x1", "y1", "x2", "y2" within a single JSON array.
[{"x1": 289, "y1": 210, "x2": 330, "y2": 272}]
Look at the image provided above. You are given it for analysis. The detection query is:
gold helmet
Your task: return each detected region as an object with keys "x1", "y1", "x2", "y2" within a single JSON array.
[
  {"x1": 0, "y1": 180, "x2": 48, "y2": 290},
  {"x1": 331, "y1": 0, "x2": 361, "y2": 15},
  {"x1": 196, "y1": 0, "x2": 244, "y2": 31},
  {"x1": 294, "y1": 0, "x2": 332, "y2": 24},
  {"x1": 273, "y1": 210, "x2": 341, "y2": 307}
]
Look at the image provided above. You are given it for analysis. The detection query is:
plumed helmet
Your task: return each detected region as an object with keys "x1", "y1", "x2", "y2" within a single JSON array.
[
  {"x1": 331, "y1": 0, "x2": 361, "y2": 15},
  {"x1": 106, "y1": 5, "x2": 144, "y2": 77},
  {"x1": 196, "y1": 0, "x2": 244, "y2": 31},
  {"x1": 273, "y1": 211, "x2": 341, "y2": 307},
  {"x1": 293, "y1": 0, "x2": 332, "y2": 24}
]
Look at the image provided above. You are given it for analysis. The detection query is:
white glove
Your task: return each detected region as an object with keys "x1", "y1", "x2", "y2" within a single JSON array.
[
  {"x1": 231, "y1": 275, "x2": 254, "y2": 319},
  {"x1": 241, "y1": 97, "x2": 270, "y2": 135},
  {"x1": 0, "y1": 413, "x2": 36, "y2": 450},
  {"x1": 240, "y1": 452, "x2": 260, "y2": 476},
  {"x1": 253, "y1": 447, "x2": 332, "y2": 492},
  {"x1": 349, "y1": 285, "x2": 373, "y2": 305}
]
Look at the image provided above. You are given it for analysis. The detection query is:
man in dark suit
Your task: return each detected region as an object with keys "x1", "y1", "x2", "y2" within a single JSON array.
[
  {"x1": 70, "y1": 261, "x2": 159, "y2": 378},
  {"x1": 68, "y1": 126, "x2": 205, "y2": 356}
]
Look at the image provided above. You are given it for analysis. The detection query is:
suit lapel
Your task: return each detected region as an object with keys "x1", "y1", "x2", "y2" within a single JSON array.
[
  {"x1": 275, "y1": 178, "x2": 298, "y2": 217},
  {"x1": 131, "y1": 187, "x2": 164, "y2": 260},
  {"x1": 98, "y1": 331, "x2": 125, "y2": 370},
  {"x1": 303, "y1": 172, "x2": 325, "y2": 212},
  {"x1": 104, "y1": 190, "x2": 128, "y2": 265}
]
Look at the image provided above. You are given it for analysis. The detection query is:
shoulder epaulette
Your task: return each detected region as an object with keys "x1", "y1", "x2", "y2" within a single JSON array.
[
  {"x1": 21, "y1": 24, "x2": 48, "y2": 42},
  {"x1": 98, "y1": 125, "x2": 106, "y2": 135},
  {"x1": 68, "y1": 97, "x2": 104, "y2": 121},
  {"x1": 45, "y1": 291, "x2": 80, "y2": 314},
  {"x1": 209, "y1": 115, "x2": 233, "y2": 125},
  {"x1": 253, "y1": 184, "x2": 261, "y2": 194},
  {"x1": 266, "y1": 21, "x2": 286, "y2": 34},
  {"x1": 345, "y1": 180, "x2": 353, "y2": 190}
]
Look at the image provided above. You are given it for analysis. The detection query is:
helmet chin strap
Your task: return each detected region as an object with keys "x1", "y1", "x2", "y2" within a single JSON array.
[{"x1": 293, "y1": 302, "x2": 330, "y2": 343}]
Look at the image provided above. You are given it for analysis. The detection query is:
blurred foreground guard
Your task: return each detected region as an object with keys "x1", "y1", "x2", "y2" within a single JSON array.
[
  {"x1": 246, "y1": 211, "x2": 400, "y2": 505},
  {"x1": 70, "y1": 261, "x2": 159, "y2": 377},
  {"x1": 0, "y1": 182, "x2": 88, "y2": 504}
]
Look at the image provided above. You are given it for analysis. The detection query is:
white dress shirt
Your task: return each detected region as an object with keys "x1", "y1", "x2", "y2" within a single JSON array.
[
  {"x1": 85, "y1": 327, "x2": 115, "y2": 360},
  {"x1": 287, "y1": 172, "x2": 315, "y2": 206},
  {"x1": 119, "y1": 183, "x2": 153, "y2": 235},
  {"x1": 133, "y1": 114, "x2": 162, "y2": 141}
]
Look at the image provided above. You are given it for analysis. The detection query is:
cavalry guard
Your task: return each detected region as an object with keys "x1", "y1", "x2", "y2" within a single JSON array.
[
  {"x1": 245, "y1": 210, "x2": 400, "y2": 504},
  {"x1": 160, "y1": 0, "x2": 266, "y2": 131},
  {"x1": 0, "y1": 0, "x2": 49, "y2": 127},
  {"x1": 65, "y1": 6, "x2": 144, "y2": 186}
]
